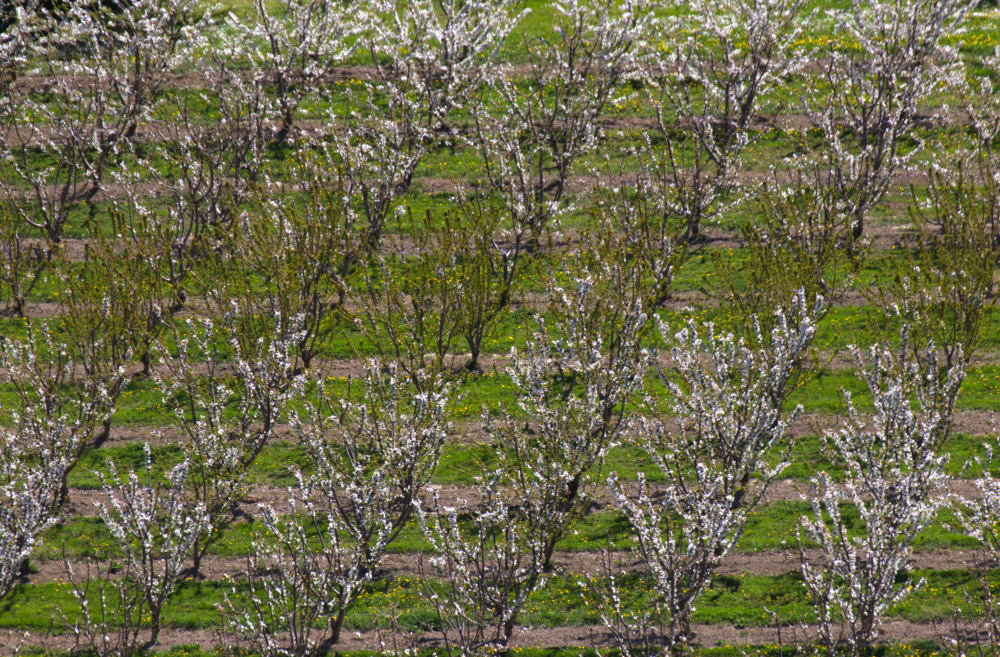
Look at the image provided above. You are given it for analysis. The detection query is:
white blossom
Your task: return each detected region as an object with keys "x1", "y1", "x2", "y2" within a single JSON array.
[
  {"x1": 799, "y1": 330, "x2": 965, "y2": 655},
  {"x1": 641, "y1": 0, "x2": 806, "y2": 241},
  {"x1": 225, "y1": 0, "x2": 360, "y2": 140},
  {"x1": 70, "y1": 447, "x2": 208, "y2": 655},
  {"x1": 0, "y1": 324, "x2": 126, "y2": 600},
  {"x1": 608, "y1": 292, "x2": 819, "y2": 651},
  {"x1": 223, "y1": 362, "x2": 450, "y2": 654},
  {"x1": 153, "y1": 310, "x2": 302, "y2": 574},
  {"x1": 469, "y1": 0, "x2": 651, "y2": 238},
  {"x1": 800, "y1": 0, "x2": 976, "y2": 238}
]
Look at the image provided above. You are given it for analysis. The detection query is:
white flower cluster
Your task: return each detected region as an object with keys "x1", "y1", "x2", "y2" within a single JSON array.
[
  {"x1": 471, "y1": 0, "x2": 650, "y2": 237},
  {"x1": 418, "y1": 275, "x2": 650, "y2": 653},
  {"x1": 801, "y1": 0, "x2": 977, "y2": 239},
  {"x1": 221, "y1": 363, "x2": 451, "y2": 655},
  {"x1": 0, "y1": 325, "x2": 124, "y2": 600},
  {"x1": 640, "y1": 0, "x2": 806, "y2": 242},
  {"x1": 0, "y1": 432, "x2": 65, "y2": 600},
  {"x1": 69, "y1": 447, "x2": 208, "y2": 656},
  {"x1": 799, "y1": 332, "x2": 965, "y2": 655},
  {"x1": 152, "y1": 311, "x2": 303, "y2": 574},
  {"x1": 607, "y1": 293, "x2": 819, "y2": 651}
]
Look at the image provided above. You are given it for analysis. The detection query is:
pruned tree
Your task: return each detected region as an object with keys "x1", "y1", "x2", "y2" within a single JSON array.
[
  {"x1": 641, "y1": 0, "x2": 806, "y2": 242},
  {"x1": 203, "y1": 161, "x2": 360, "y2": 371},
  {"x1": 226, "y1": 0, "x2": 359, "y2": 141},
  {"x1": 366, "y1": 0, "x2": 527, "y2": 137},
  {"x1": 801, "y1": 0, "x2": 976, "y2": 240},
  {"x1": 798, "y1": 330, "x2": 965, "y2": 656},
  {"x1": 0, "y1": 1, "x2": 40, "y2": 89},
  {"x1": 222, "y1": 363, "x2": 450, "y2": 654},
  {"x1": 0, "y1": 429, "x2": 67, "y2": 600},
  {"x1": 327, "y1": 109, "x2": 426, "y2": 253},
  {"x1": 416, "y1": 482, "x2": 544, "y2": 657},
  {"x1": 292, "y1": 362, "x2": 451, "y2": 573},
  {"x1": 501, "y1": 273, "x2": 652, "y2": 572},
  {"x1": 953, "y1": 426, "x2": 1000, "y2": 650},
  {"x1": 420, "y1": 275, "x2": 650, "y2": 650},
  {"x1": 1, "y1": 0, "x2": 205, "y2": 222},
  {"x1": 469, "y1": 0, "x2": 650, "y2": 241},
  {"x1": 356, "y1": 201, "x2": 527, "y2": 377},
  {"x1": 329, "y1": 0, "x2": 524, "y2": 250},
  {"x1": 0, "y1": 195, "x2": 46, "y2": 318},
  {"x1": 154, "y1": 311, "x2": 301, "y2": 575},
  {"x1": 606, "y1": 294, "x2": 819, "y2": 652},
  {"x1": 0, "y1": 323, "x2": 129, "y2": 510},
  {"x1": 68, "y1": 448, "x2": 208, "y2": 656},
  {"x1": 711, "y1": 174, "x2": 855, "y2": 342},
  {"x1": 135, "y1": 61, "x2": 273, "y2": 293},
  {"x1": 222, "y1": 478, "x2": 377, "y2": 657}
]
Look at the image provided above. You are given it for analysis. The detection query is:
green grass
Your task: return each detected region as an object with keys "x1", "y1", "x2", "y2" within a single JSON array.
[
  {"x1": 33, "y1": 499, "x2": 983, "y2": 563},
  {"x1": 4, "y1": 568, "x2": 999, "y2": 634},
  {"x1": 3, "y1": 354, "x2": 998, "y2": 428},
  {"x1": 58, "y1": 429, "x2": 1000, "y2": 495}
]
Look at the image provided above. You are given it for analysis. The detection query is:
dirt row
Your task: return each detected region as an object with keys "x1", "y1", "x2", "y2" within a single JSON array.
[
  {"x1": 61, "y1": 477, "x2": 991, "y2": 524},
  {"x1": 16, "y1": 211, "x2": 925, "y2": 267},
  {"x1": 7, "y1": 281, "x2": 960, "y2": 324},
  {"x1": 3, "y1": 618, "x2": 990, "y2": 653},
  {"x1": 1, "y1": 59, "x2": 856, "y2": 94},
  {"x1": 0, "y1": 89, "x2": 961, "y2": 147},
  {"x1": 83, "y1": 407, "x2": 999, "y2": 449},
  {"x1": 7, "y1": 337, "x2": 997, "y2": 397},
  {"x1": 8, "y1": 170, "x2": 932, "y2": 254},
  {"x1": 21, "y1": 546, "x2": 994, "y2": 587}
]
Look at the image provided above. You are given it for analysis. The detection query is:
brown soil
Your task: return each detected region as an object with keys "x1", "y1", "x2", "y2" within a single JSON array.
[
  {"x1": 61, "y1": 474, "x2": 996, "y2": 524},
  {"x1": 15, "y1": 319, "x2": 996, "y2": 385},
  {"x1": 28, "y1": 546, "x2": 988, "y2": 586},
  {"x1": 17, "y1": 301, "x2": 63, "y2": 318},
  {"x1": 19, "y1": 237, "x2": 92, "y2": 261},
  {"x1": 47, "y1": 404, "x2": 1000, "y2": 454},
  {"x1": 783, "y1": 409, "x2": 997, "y2": 440},
  {"x1": 5, "y1": 618, "x2": 988, "y2": 653}
]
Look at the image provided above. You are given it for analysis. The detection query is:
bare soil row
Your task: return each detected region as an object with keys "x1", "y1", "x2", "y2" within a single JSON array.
[
  {"x1": 3, "y1": 619, "x2": 985, "y2": 653},
  {"x1": 19, "y1": 214, "x2": 924, "y2": 266},
  {"x1": 60, "y1": 477, "x2": 989, "y2": 525},
  {"x1": 74, "y1": 408, "x2": 1000, "y2": 449},
  {"x1": 21, "y1": 546, "x2": 993, "y2": 587},
  {"x1": 8, "y1": 286, "x2": 959, "y2": 325}
]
